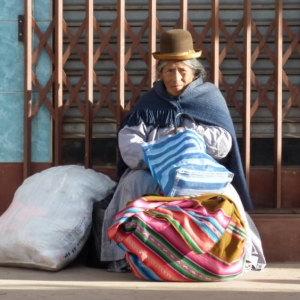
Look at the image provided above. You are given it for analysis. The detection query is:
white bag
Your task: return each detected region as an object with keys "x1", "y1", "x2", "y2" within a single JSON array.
[{"x1": 0, "y1": 165, "x2": 116, "y2": 271}]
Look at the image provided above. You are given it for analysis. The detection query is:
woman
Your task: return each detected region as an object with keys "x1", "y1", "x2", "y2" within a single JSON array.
[{"x1": 101, "y1": 29, "x2": 266, "y2": 272}]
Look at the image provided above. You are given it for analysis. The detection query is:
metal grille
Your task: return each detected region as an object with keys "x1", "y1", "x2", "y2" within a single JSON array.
[{"x1": 23, "y1": 0, "x2": 300, "y2": 209}]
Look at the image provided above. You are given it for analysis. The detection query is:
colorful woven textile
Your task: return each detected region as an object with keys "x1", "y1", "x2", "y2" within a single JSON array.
[
  {"x1": 141, "y1": 129, "x2": 234, "y2": 196},
  {"x1": 108, "y1": 194, "x2": 246, "y2": 282}
]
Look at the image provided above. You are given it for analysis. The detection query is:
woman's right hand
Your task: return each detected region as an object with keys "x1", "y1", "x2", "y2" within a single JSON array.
[{"x1": 168, "y1": 126, "x2": 185, "y2": 135}]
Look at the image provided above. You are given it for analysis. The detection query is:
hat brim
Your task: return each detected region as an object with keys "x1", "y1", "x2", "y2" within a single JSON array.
[{"x1": 152, "y1": 49, "x2": 202, "y2": 60}]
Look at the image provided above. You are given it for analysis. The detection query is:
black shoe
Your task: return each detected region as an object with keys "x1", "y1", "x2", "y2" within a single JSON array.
[{"x1": 107, "y1": 258, "x2": 131, "y2": 273}]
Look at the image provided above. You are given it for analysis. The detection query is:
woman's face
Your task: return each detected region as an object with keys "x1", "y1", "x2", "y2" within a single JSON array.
[{"x1": 160, "y1": 61, "x2": 195, "y2": 97}]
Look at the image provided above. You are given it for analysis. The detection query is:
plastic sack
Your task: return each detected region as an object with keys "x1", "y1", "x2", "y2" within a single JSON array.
[
  {"x1": 0, "y1": 165, "x2": 116, "y2": 271},
  {"x1": 85, "y1": 192, "x2": 114, "y2": 269}
]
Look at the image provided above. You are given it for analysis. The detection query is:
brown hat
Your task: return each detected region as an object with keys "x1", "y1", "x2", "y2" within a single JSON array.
[{"x1": 152, "y1": 29, "x2": 202, "y2": 60}]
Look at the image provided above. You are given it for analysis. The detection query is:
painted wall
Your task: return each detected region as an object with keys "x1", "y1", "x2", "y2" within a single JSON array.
[{"x1": 0, "y1": 0, "x2": 52, "y2": 163}]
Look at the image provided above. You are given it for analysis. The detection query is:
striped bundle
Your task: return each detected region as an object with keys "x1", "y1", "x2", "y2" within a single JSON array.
[
  {"x1": 142, "y1": 129, "x2": 234, "y2": 196},
  {"x1": 108, "y1": 194, "x2": 247, "y2": 282}
]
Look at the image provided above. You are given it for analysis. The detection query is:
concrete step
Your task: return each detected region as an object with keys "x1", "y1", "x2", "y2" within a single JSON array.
[
  {"x1": 0, "y1": 262, "x2": 299, "y2": 300},
  {"x1": 251, "y1": 214, "x2": 300, "y2": 262}
]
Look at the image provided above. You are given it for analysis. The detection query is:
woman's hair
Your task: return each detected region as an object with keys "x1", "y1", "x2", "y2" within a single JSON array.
[{"x1": 155, "y1": 58, "x2": 207, "y2": 80}]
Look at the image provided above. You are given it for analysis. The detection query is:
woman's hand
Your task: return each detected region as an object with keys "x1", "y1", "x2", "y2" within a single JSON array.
[{"x1": 168, "y1": 126, "x2": 186, "y2": 135}]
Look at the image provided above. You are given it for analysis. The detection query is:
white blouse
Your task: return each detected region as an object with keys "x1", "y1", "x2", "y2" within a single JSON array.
[{"x1": 118, "y1": 117, "x2": 232, "y2": 170}]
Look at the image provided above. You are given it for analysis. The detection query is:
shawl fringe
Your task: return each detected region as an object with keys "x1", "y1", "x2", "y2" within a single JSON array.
[{"x1": 124, "y1": 109, "x2": 177, "y2": 128}]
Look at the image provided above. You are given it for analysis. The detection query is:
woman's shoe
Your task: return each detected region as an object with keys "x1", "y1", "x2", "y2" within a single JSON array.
[{"x1": 107, "y1": 258, "x2": 131, "y2": 273}]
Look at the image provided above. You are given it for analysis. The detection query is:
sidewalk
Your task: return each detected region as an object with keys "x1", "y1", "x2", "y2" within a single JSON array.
[{"x1": 0, "y1": 262, "x2": 299, "y2": 300}]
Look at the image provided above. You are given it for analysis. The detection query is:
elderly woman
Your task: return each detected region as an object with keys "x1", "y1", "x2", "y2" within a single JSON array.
[{"x1": 100, "y1": 29, "x2": 266, "y2": 272}]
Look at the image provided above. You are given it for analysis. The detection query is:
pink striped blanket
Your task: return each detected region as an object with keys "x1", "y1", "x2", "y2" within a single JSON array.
[{"x1": 108, "y1": 194, "x2": 247, "y2": 281}]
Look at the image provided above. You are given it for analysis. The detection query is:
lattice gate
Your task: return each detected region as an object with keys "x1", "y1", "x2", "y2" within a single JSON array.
[{"x1": 23, "y1": 0, "x2": 300, "y2": 211}]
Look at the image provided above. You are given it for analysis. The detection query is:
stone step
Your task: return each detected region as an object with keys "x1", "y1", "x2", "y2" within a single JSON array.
[{"x1": 251, "y1": 214, "x2": 300, "y2": 262}]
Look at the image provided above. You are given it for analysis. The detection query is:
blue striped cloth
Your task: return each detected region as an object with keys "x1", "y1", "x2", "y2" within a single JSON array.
[{"x1": 142, "y1": 129, "x2": 234, "y2": 196}]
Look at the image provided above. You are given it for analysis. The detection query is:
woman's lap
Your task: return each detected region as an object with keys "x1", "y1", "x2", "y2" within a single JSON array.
[
  {"x1": 100, "y1": 172, "x2": 266, "y2": 270},
  {"x1": 100, "y1": 169, "x2": 160, "y2": 261}
]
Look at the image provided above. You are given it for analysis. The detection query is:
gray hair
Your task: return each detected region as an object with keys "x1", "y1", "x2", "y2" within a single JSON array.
[{"x1": 155, "y1": 58, "x2": 207, "y2": 80}]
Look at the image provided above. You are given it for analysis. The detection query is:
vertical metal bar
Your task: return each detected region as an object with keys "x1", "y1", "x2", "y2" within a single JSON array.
[
  {"x1": 180, "y1": 0, "x2": 188, "y2": 30},
  {"x1": 54, "y1": 0, "x2": 63, "y2": 166},
  {"x1": 85, "y1": 0, "x2": 94, "y2": 168},
  {"x1": 117, "y1": 0, "x2": 125, "y2": 124},
  {"x1": 275, "y1": 0, "x2": 283, "y2": 208},
  {"x1": 148, "y1": 0, "x2": 156, "y2": 89},
  {"x1": 243, "y1": 0, "x2": 251, "y2": 187},
  {"x1": 211, "y1": 0, "x2": 219, "y2": 86},
  {"x1": 23, "y1": 0, "x2": 32, "y2": 179}
]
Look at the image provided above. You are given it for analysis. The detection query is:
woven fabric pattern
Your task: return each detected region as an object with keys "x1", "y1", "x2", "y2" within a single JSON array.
[
  {"x1": 142, "y1": 129, "x2": 234, "y2": 196},
  {"x1": 108, "y1": 194, "x2": 246, "y2": 282}
]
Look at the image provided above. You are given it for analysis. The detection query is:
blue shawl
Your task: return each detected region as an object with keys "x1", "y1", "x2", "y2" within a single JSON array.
[{"x1": 118, "y1": 77, "x2": 253, "y2": 211}]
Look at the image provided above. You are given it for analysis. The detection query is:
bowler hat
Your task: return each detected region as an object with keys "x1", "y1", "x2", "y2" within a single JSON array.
[{"x1": 152, "y1": 29, "x2": 202, "y2": 60}]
